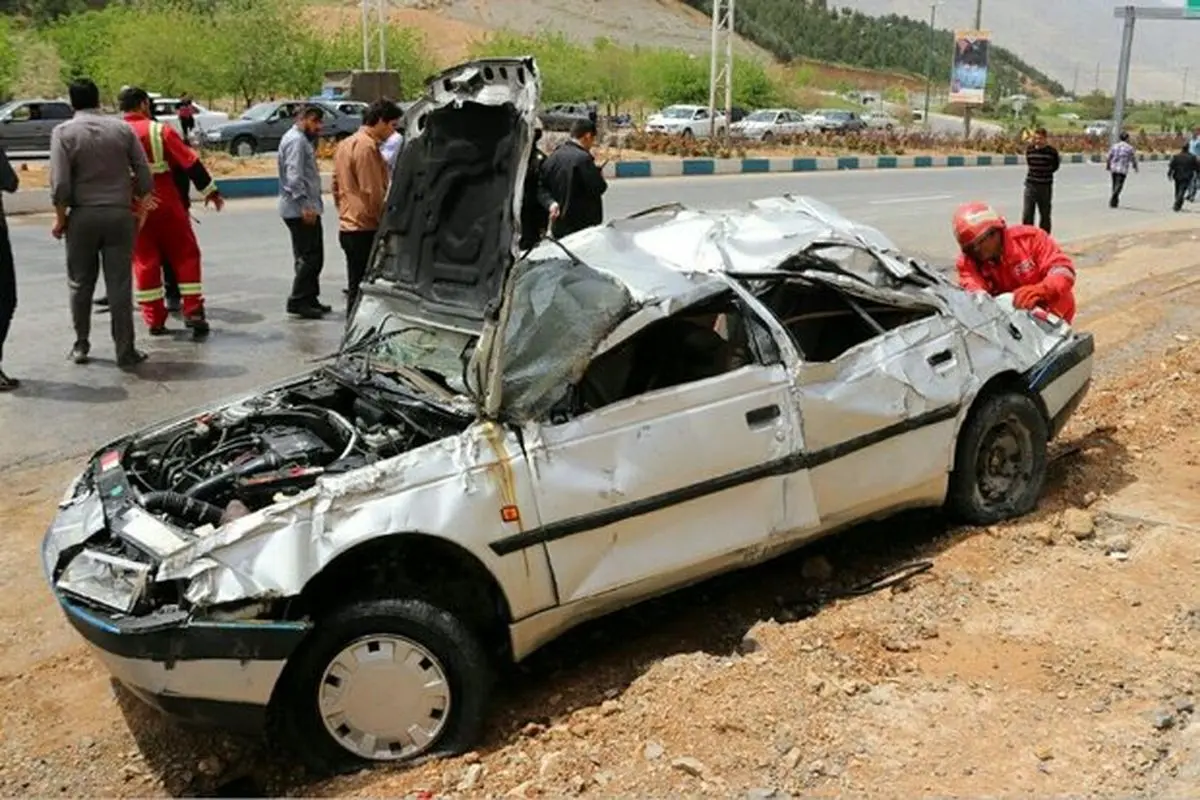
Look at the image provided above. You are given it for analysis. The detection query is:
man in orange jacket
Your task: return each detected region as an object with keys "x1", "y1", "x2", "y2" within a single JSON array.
[
  {"x1": 119, "y1": 86, "x2": 224, "y2": 338},
  {"x1": 951, "y1": 201, "x2": 1078, "y2": 323}
]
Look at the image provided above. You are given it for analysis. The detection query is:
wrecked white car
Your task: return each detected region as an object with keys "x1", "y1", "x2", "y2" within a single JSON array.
[{"x1": 42, "y1": 56, "x2": 1093, "y2": 771}]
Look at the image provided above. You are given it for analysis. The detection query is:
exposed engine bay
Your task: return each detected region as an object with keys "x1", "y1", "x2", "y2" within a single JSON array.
[{"x1": 120, "y1": 368, "x2": 471, "y2": 531}]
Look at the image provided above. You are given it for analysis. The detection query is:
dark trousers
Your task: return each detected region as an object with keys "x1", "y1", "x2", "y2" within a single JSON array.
[
  {"x1": 1022, "y1": 182, "x2": 1053, "y2": 233},
  {"x1": 284, "y1": 217, "x2": 324, "y2": 311},
  {"x1": 1189, "y1": 173, "x2": 1199, "y2": 202},
  {"x1": 180, "y1": 118, "x2": 195, "y2": 143},
  {"x1": 338, "y1": 229, "x2": 375, "y2": 314},
  {"x1": 1110, "y1": 172, "x2": 1128, "y2": 207},
  {"x1": 1173, "y1": 178, "x2": 1191, "y2": 212},
  {"x1": 163, "y1": 260, "x2": 180, "y2": 305},
  {"x1": 66, "y1": 206, "x2": 137, "y2": 359},
  {"x1": 0, "y1": 224, "x2": 14, "y2": 365}
]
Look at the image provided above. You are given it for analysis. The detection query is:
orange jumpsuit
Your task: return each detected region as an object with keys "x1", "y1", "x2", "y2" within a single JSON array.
[
  {"x1": 955, "y1": 224, "x2": 1078, "y2": 323},
  {"x1": 124, "y1": 113, "x2": 216, "y2": 328}
]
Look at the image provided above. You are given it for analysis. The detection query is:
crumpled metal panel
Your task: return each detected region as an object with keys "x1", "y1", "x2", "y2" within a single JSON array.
[{"x1": 155, "y1": 422, "x2": 558, "y2": 619}]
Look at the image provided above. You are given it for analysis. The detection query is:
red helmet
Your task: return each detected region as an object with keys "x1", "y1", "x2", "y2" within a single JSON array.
[{"x1": 952, "y1": 201, "x2": 1005, "y2": 249}]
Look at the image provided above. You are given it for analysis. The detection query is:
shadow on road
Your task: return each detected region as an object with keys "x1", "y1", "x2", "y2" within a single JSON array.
[
  {"x1": 132, "y1": 361, "x2": 249, "y2": 383},
  {"x1": 108, "y1": 426, "x2": 1139, "y2": 797},
  {"x1": 11, "y1": 379, "x2": 129, "y2": 404},
  {"x1": 204, "y1": 308, "x2": 266, "y2": 326}
]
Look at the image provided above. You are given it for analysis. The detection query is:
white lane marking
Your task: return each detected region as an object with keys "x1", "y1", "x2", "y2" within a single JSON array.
[{"x1": 868, "y1": 193, "x2": 952, "y2": 205}]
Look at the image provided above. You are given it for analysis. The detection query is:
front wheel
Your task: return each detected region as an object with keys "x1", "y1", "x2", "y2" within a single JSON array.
[
  {"x1": 680, "y1": 127, "x2": 694, "y2": 140},
  {"x1": 275, "y1": 597, "x2": 493, "y2": 773},
  {"x1": 230, "y1": 135, "x2": 257, "y2": 157},
  {"x1": 947, "y1": 391, "x2": 1049, "y2": 525}
]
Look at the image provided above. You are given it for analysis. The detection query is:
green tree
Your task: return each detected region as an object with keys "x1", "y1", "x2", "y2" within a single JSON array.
[
  {"x1": 0, "y1": 18, "x2": 18, "y2": 99},
  {"x1": 636, "y1": 49, "x2": 708, "y2": 107},
  {"x1": 44, "y1": 7, "x2": 124, "y2": 90},
  {"x1": 470, "y1": 31, "x2": 597, "y2": 103},
  {"x1": 591, "y1": 37, "x2": 634, "y2": 115}
]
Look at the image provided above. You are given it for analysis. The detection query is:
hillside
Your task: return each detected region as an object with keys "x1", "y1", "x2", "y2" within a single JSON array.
[
  {"x1": 836, "y1": 0, "x2": 1200, "y2": 102},
  {"x1": 679, "y1": 0, "x2": 1064, "y2": 99}
]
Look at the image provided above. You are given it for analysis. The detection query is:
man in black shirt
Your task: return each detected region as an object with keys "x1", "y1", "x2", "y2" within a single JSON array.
[
  {"x1": 1167, "y1": 142, "x2": 1199, "y2": 212},
  {"x1": 1022, "y1": 127, "x2": 1060, "y2": 233},
  {"x1": 540, "y1": 118, "x2": 608, "y2": 239}
]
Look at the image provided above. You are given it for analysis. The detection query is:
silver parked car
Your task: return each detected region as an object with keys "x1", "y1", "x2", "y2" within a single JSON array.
[
  {"x1": 0, "y1": 98, "x2": 74, "y2": 153},
  {"x1": 43, "y1": 56, "x2": 1093, "y2": 772},
  {"x1": 730, "y1": 108, "x2": 814, "y2": 141}
]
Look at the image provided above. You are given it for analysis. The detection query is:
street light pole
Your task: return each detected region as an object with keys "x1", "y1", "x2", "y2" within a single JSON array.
[
  {"x1": 962, "y1": 0, "x2": 983, "y2": 139},
  {"x1": 378, "y1": 0, "x2": 387, "y2": 70},
  {"x1": 923, "y1": 3, "x2": 937, "y2": 128},
  {"x1": 361, "y1": 0, "x2": 370, "y2": 70},
  {"x1": 1184, "y1": 67, "x2": 1190, "y2": 105}
]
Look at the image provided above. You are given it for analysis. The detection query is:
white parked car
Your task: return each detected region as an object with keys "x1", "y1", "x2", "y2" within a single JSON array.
[
  {"x1": 730, "y1": 108, "x2": 814, "y2": 141},
  {"x1": 862, "y1": 110, "x2": 900, "y2": 131},
  {"x1": 644, "y1": 104, "x2": 726, "y2": 139},
  {"x1": 150, "y1": 97, "x2": 230, "y2": 144},
  {"x1": 43, "y1": 56, "x2": 1094, "y2": 773}
]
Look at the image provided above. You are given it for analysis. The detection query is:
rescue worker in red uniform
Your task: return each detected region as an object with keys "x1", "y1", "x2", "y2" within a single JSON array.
[
  {"x1": 952, "y1": 201, "x2": 1078, "y2": 323},
  {"x1": 119, "y1": 86, "x2": 224, "y2": 338}
]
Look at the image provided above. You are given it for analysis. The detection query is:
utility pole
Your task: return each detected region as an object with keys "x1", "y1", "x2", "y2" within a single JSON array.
[
  {"x1": 1095, "y1": 61, "x2": 1100, "y2": 92},
  {"x1": 1184, "y1": 67, "x2": 1191, "y2": 104},
  {"x1": 923, "y1": 3, "x2": 938, "y2": 128},
  {"x1": 962, "y1": 0, "x2": 983, "y2": 139},
  {"x1": 361, "y1": 0, "x2": 370, "y2": 70},
  {"x1": 708, "y1": 0, "x2": 735, "y2": 144},
  {"x1": 1072, "y1": 63, "x2": 1079, "y2": 96},
  {"x1": 1111, "y1": 4, "x2": 1136, "y2": 146},
  {"x1": 378, "y1": 0, "x2": 387, "y2": 70}
]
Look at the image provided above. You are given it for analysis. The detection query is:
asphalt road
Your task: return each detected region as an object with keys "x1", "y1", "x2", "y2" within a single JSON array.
[{"x1": 0, "y1": 162, "x2": 1186, "y2": 471}]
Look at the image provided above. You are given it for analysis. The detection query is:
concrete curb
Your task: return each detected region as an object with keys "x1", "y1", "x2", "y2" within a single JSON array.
[{"x1": 4, "y1": 151, "x2": 1162, "y2": 216}]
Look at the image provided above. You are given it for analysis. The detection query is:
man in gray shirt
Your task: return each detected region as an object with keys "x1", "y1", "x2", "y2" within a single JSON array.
[
  {"x1": 278, "y1": 105, "x2": 329, "y2": 319},
  {"x1": 49, "y1": 78, "x2": 154, "y2": 367}
]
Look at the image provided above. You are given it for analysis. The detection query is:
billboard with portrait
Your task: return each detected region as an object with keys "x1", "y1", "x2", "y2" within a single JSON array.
[{"x1": 949, "y1": 29, "x2": 990, "y2": 105}]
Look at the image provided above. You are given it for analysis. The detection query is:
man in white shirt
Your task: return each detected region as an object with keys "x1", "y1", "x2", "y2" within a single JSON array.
[{"x1": 380, "y1": 119, "x2": 403, "y2": 170}]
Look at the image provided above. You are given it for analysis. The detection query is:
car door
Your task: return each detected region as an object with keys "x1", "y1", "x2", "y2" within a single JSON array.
[
  {"x1": 786, "y1": 273, "x2": 969, "y2": 527},
  {"x1": 38, "y1": 102, "x2": 74, "y2": 150},
  {"x1": 692, "y1": 107, "x2": 710, "y2": 136},
  {"x1": 262, "y1": 103, "x2": 296, "y2": 150},
  {"x1": 520, "y1": 296, "x2": 817, "y2": 605},
  {"x1": 1, "y1": 103, "x2": 39, "y2": 150}
]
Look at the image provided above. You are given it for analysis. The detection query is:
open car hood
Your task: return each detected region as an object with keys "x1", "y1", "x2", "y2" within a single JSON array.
[{"x1": 347, "y1": 57, "x2": 541, "y2": 413}]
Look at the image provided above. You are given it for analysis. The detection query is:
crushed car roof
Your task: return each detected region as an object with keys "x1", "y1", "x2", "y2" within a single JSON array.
[{"x1": 523, "y1": 194, "x2": 917, "y2": 302}]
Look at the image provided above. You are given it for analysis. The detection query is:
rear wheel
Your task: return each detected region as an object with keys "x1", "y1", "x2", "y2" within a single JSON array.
[
  {"x1": 230, "y1": 135, "x2": 257, "y2": 157},
  {"x1": 947, "y1": 391, "x2": 1048, "y2": 525},
  {"x1": 680, "y1": 127, "x2": 694, "y2": 140},
  {"x1": 276, "y1": 597, "x2": 492, "y2": 774}
]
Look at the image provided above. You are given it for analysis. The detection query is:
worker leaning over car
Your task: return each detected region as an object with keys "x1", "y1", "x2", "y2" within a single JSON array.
[
  {"x1": 951, "y1": 201, "x2": 1078, "y2": 324},
  {"x1": 119, "y1": 85, "x2": 224, "y2": 339}
]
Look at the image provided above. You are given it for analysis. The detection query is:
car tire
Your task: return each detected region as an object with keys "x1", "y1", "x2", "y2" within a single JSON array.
[
  {"x1": 275, "y1": 597, "x2": 493, "y2": 774},
  {"x1": 230, "y1": 136, "x2": 257, "y2": 157},
  {"x1": 681, "y1": 128, "x2": 694, "y2": 140},
  {"x1": 761, "y1": 131, "x2": 773, "y2": 142},
  {"x1": 947, "y1": 391, "x2": 1049, "y2": 526}
]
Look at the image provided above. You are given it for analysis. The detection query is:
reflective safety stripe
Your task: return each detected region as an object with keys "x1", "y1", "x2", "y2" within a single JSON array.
[
  {"x1": 177, "y1": 282, "x2": 203, "y2": 296},
  {"x1": 199, "y1": 182, "x2": 218, "y2": 197},
  {"x1": 135, "y1": 287, "x2": 165, "y2": 302},
  {"x1": 1048, "y1": 266, "x2": 1076, "y2": 280},
  {"x1": 147, "y1": 122, "x2": 170, "y2": 174}
]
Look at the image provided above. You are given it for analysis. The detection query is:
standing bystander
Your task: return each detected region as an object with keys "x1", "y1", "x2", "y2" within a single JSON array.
[
  {"x1": 1167, "y1": 142, "x2": 1199, "y2": 213},
  {"x1": 1022, "y1": 127, "x2": 1060, "y2": 233},
  {"x1": 540, "y1": 118, "x2": 608, "y2": 239},
  {"x1": 1106, "y1": 132, "x2": 1139, "y2": 209},
  {"x1": 0, "y1": 145, "x2": 19, "y2": 390},
  {"x1": 1186, "y1": 127, "x2": 1200, "y2": 203},
  {"x1": 49, "y1": 78, "x2": 154, "y2": 368},
  {"x1": 278, "y1": 105, "x2": 329, "y2": 319},
  {"x1": 332, "y1": 99, "x2": 401, "y2": 314},
  {"x1": 177, "y1": 93, "x2": 197, "y2": 143}
]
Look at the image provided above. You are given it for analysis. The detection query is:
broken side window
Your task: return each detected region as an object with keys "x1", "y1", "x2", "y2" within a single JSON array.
[
  {"x1": 559, "y1": 290, "x2": 780, "y2": 418},
  {"x1": 753, "y1": 279, "x2": 938, "y2": 363}
]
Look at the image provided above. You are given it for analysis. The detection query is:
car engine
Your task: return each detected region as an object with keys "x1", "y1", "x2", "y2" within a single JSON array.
[{"x1": 120, "y1": 372, "x2": 469, "y2": 529}]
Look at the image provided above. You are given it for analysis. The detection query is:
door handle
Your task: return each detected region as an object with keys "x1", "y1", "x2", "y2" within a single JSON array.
[
  {"x1": 927, "y1": 349, "x2": 954, "y2": 368},
  {"x1": 745, "y1": 404, "x2": 781, "y2": 427}
]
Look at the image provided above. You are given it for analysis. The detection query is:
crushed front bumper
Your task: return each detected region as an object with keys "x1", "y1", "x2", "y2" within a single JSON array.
[{"x1": 43, "y1": 486, "x2": 311, "y2": 732}]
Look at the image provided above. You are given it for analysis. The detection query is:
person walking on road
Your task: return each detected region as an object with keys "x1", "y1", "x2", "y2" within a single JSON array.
[
  {"x1": 540, "y1": 118, "x2": 608, "y2": 239},
  {"x1": 0, "y1": 145, "x2": 19, "y2": 391},
  {"x1": 278, "y1": 105, "x2": 330, "y2": 320},
  {"x1": 1022, "y1": 127, "x2": 1060, "y2": 233},
  {"x1": 1186, "y1": 127, "x2": 1200, "y2": 203},
  {"x1": 177, "y1": 93, "x2": 197, "y2": 143},
  {"x1": 49, "y1": 78, "x2": 154, "y2": 368},
  {"x1": 952, "y1": 201, "x2": 1078, "y2": 323},
  {"x1": 332, "y1": 99, "x2": 401, "y2": 315},
  {"x1": 120, "y1": 86, "x2": 224, "y2": 339},
  {"x1": 1106, "y1": 132, "x2": 1138, "y2": 209},
  {"x1": 1167, "y1": 142, "x2": 1199, "y2": 213}
]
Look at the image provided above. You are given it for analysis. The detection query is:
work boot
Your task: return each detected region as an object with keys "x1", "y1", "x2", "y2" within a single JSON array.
[
  {"x1": 0, "y1": 369, "x2": 18, "y2": 392},
  {"x1": 68, "y1": 341, "x2": 90, "y2": 365},
  {"x1": 185, "y1": 314, "x2": 210, "y2": 339},
  {"x1": 286, "y1": 303, "x2": 326, "y2": 320}
]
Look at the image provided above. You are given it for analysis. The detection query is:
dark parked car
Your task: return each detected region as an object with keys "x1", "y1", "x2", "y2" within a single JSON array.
[
  {"x1": 538, "y1": 102, "x2": 597, "y2": 132},
  {"x1": 810, "y1": 109, "x2": 868, "y2": 134},
  {"x1": 203, "y1": 99, "x2": 362, "y2": 156},
  {"x1": 0, "y1": 98, "x2": 73, "y2": 153}
]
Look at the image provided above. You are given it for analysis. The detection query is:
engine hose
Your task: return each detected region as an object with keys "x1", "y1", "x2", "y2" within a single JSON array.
[{"x1": 141, "y1": 491, "x2": 225, "y2": 528}]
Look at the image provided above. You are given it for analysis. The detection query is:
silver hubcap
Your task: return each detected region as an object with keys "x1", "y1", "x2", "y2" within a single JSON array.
[
  {"x1": 235, "y1": 141, "x2": 253, "y2": 157},
  {"x1": 318, "y1": 634, "x2": 451, "y2": 761}
]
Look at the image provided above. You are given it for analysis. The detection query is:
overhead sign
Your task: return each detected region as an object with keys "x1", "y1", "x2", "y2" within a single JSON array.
[
  {"x1": 1188, "y1": 0, "x2": 1200, "y2": 17},
  {"x1": 949, "y1": 29, "x2": 990, "y2": 106}
]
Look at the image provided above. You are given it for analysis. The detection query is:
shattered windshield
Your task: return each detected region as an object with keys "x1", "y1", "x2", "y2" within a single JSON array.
[{"x1": 344, "y1": 315, "x2": 476, "y2": 396}]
